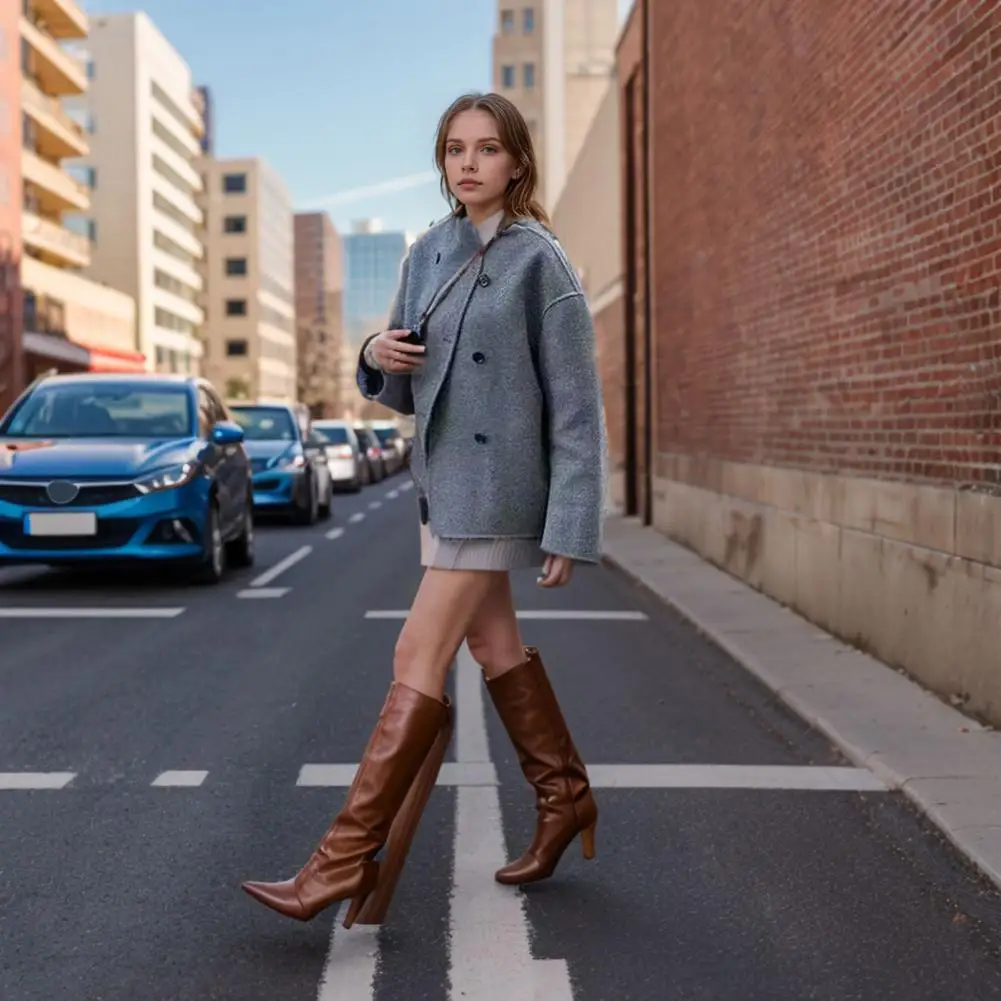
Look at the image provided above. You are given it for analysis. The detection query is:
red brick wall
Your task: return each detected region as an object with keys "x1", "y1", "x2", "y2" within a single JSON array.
[
  {"x1": 594, "y1": 293, "x2": 626, "y2": 478},
  {"x1": 0, "y1": 6, "x2": 22, "y2": 414},
  {"x1": 650, "y1": 0, "x2": 1001, "y2": 487}
]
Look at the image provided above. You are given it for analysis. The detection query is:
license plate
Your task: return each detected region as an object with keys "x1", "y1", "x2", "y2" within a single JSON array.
[{"x1": 25, "y1": 511, "x2": 97, "y2": 537}]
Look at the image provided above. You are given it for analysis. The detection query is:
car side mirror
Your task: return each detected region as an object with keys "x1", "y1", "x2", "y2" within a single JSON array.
[{"x1": 211, "y1": 421, "x2": 245, "y2": 445}]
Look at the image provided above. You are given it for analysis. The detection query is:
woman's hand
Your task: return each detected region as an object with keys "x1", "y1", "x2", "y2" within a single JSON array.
[
  {"x1": 537, "y1": 554, "x2": 574, "y2": 588},
  {"x1": 368, "y1": 329, "x2": 426, "y2": 374}
]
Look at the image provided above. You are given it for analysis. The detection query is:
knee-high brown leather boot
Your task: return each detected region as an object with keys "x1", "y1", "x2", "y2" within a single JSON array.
[
  {"x1": 485, "y1": 647, "x2": 597, "y2": 885},
  {"x1": 242, "y1": 681, "x2": 450, "y2": 927}
]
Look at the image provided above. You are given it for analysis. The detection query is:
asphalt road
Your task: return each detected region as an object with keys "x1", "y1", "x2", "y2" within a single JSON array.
[{"x1": 2, "y1": 470, "x2": 1001, "y2": 1001}]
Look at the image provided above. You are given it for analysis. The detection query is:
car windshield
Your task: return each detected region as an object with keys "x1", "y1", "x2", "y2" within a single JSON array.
[
  {"x1": 313, "y1": 425, "x2": 349, "y2": 445},
  {"x1": 230, "y1": 407, "x2": 297, "y2": 441},
  {"x1": 372, "y1": 427, "x2": 400, "y2": 445},
  {"x1": 2, "y1": 383, "x2": 193, "y2": 438}
]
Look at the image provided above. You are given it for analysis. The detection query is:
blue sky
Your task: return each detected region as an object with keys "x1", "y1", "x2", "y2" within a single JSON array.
[{"x1": 82, "y1": 0, "x2": 634, "y2": 236}]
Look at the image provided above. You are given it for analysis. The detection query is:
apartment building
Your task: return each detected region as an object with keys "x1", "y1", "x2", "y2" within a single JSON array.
[
  {"x1": 72, "y1": 12, "x2": 205, "y2": 376},
  {"x1": 294, "y1": 212, "x2": 342, "y2": 417},
  {"x1": 493, "y1": 0, "x2": 619, "y2": 209},
  {"x1": 200, "y1": 157, "x2": 296, "y2": 404},
  {"x1": 16, "y1": 0, "x2": 141, "y2": 389},
  {"x1": 0, "y1": 2, "x2": 23, "y2": 412}
]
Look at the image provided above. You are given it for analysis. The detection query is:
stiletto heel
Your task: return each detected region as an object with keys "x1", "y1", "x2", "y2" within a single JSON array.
[
  {"x1": 581, "y1": 824, "x2": 596, "y2": 860},
  {"x1": 342, "y1": 860, "x2": 380, "y2": 928}
]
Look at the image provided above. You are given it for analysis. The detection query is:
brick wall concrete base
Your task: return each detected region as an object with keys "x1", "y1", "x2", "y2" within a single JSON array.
[{"x1": 651, "y1": 459, "x2": 1001, "y2": 725}]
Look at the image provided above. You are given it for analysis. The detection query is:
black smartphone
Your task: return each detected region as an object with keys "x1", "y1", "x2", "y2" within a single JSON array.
[{"x1": 403, "y1": 325, "x2": 425, "y2": 346}]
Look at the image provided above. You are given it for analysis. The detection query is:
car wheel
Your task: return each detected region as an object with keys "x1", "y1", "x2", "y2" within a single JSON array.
[
  {"x1": 295, "y1": 476, "x2": 318, "y2": 526},
  {"x1": 318, "y1": 480, "x2": 332, "y2": 520},
  {"x1": 193, "y1": 501, "x2": 226, "y2": 584},
  {"x1": 226, "y1": 494, "x2": 255, "y2": 568}
]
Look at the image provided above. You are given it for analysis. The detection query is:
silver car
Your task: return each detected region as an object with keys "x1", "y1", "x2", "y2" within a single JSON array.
[{"x1": 312, "y1": 420, "x2": 363, "y2": 493}]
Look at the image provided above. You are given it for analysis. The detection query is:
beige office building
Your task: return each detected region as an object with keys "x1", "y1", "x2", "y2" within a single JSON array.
[
  {"x1": 68, "y1": 12, "x2": 205, "y2": 376},
  {"x1": 492, "y1": 0, "x2": 619, "y2": 210},
  {"x1": 18, "y1": 0, "x2": 140, "y2": 379},
  {"x1": 200, "y1": 157, "x2": 297, "y2": 404}
]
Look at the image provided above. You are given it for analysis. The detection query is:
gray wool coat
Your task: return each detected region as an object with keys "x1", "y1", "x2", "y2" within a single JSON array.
[{"x1": 356, "y1": 212, "x2": 607, "y2": 564}]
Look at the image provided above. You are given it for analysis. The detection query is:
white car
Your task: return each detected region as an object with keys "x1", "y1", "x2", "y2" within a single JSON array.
[{"x1": 312, "y1": 420, "x2": 363, "y2": 492}]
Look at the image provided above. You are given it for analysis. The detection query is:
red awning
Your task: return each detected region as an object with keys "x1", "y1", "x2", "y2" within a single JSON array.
[{"x1": 83, "y1": 344, "x2": 148, "y2": 373}]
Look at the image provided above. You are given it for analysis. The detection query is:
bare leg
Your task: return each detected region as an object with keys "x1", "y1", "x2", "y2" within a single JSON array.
[
  {"x1": 393, "y1": 567, "x2": 503, "y2": 699},
  {"x1": 465, "y1": 573, "x2": 527, "y2": 679}
]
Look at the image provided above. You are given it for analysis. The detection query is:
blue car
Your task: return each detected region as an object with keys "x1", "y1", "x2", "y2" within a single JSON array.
[
  {"x1": 0, "y1": 373, "x2": 254, "y2": 583},
  {"x1": 230, "y1": 403, "x2": 332, "y2": 524}
]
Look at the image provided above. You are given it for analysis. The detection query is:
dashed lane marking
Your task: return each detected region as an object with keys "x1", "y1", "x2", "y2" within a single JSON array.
[
  {"x1": 151, "y1": 770, "x2": 209, "y2": 787},
  {"x1": 236, "y1": 587, "x2": 289, "y2": 600},
  {"x1": 248, "y1": 545, "x2": 311, "y2": 588},
  {"x1": 0, "y1": 772, "x2": 76, "y2": 789},
  {"x1": 0, "y1": 607, "x2": 185, "y2": 619}
]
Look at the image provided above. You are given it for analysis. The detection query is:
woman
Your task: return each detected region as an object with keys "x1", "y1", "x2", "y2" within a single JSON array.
[{"x1": 242, "y1": 92, "x2": 607, "y2": 928}]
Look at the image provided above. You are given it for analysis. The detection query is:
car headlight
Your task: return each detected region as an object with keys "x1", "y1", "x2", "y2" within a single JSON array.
[
  {"x1": 136, "y1": 462, "x2": 198, "y2": 494},
  {"x1": 275, "y1": 453, "x2": 306, "y2": 471}
]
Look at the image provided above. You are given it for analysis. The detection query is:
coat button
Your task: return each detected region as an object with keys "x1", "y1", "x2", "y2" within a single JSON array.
[
  {"x1": 478, "y1": 274, "x2": 491, "y2": 287},
  {"x1": 472, "y1": 351, "x2": 485, "y2": 364},
  {"x1": 474, "y1": 433, "x2": 488, "y2": 444}
]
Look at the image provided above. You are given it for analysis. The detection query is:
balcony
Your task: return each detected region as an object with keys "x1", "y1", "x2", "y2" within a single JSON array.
[
  {"x1": 20, "y1": 15, "x2": 88, "y2": 96},
  {"x1": 22, "y1": 210, "x2": 90, "y2": 269},
  {"x1": 22, "y1": 256, "x2": 138, "y2": 358},
  {"x1": 29, "y1": 0, "x2": 88, "y2": 39},
  {"x1": 22, "y1": 147, "x2": 90, "y2": 214},
  {"x1": 21, "y1": 77, "x2": 88, "y2": 159}
]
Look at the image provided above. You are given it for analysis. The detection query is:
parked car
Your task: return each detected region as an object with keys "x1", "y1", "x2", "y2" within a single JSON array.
[
  {"x1": 0, "y1": 373, "x2": 253, "y2": 583},
  {"x1": 367, "y1": 422, "x2": 407, "y2": 475},
  {"x1": 353, "y1": 424, "x2": 387, "y2": 483},
  {"x1": 312, "y1": 420, "x2": 363, "y2": 492},
  {"x1": 230, "y1": 403, "x2": 332, "y2": 524}
]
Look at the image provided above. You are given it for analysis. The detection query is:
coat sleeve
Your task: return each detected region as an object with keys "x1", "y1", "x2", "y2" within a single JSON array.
[
  {"x1": 356, "y1": 254, "x2": 415, "y2": 416},
  {"x1": 536, "y1": 291, "x2": 608, "y2": 563}
]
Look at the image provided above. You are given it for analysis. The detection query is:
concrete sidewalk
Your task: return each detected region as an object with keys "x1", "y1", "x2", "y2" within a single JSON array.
[{"x1": 602, "y1": 514, "x2": 1001, "y2": 891}]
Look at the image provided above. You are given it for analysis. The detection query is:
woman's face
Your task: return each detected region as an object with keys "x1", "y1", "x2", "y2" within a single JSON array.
[{"x1": 444, "y1": 109, "x2": 520, "y2": 217}]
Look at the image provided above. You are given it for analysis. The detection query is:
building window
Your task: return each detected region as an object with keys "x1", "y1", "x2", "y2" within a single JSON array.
[
  {"x1": 523, "y1": 7, "x2": 535, "y2": 33},
  {"x1": 222, "y1": 173, "x2": 246, "y2": 194},
  {"x1": 86, "y1": 58, "x2": 95, "y2": 79},
  {"x1": 501, "y1": 9, "x2": 514, "y2": 33},
  {"x1": 501, "y1": 65, "x2": 515, "y2": 89},
  {"x1": 225, "y1": 298, "x2": 247, "y2": 317},
  {"x1": 523, "y1": 63, "x2": 536, "y2": 89},
  {"x1": 226, "y1": 339, "x2": 248, "y2": 357},
  {"x1": 225, "y1": 257, "x2": 247, "y2": 276},
  {"x1": 223, "y1": 214, "x2": 247, "y2": 234},
  {"x1": 87, "y1": 219, "x2": 97, "y2": 242}
]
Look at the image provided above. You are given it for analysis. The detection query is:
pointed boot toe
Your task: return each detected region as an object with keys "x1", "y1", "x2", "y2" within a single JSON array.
[{"x1": 241, "y1": 879, "x2": 309, "y2": 921}]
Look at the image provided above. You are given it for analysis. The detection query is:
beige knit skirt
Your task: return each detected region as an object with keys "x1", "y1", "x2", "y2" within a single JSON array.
[{"x1": 419, "y1": 522, "x2": 545, "y2": 570}]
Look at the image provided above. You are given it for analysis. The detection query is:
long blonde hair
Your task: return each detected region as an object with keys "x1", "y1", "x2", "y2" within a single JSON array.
[{"x1": 433, "y1": 92, "x2": 550, "y2": 228}]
